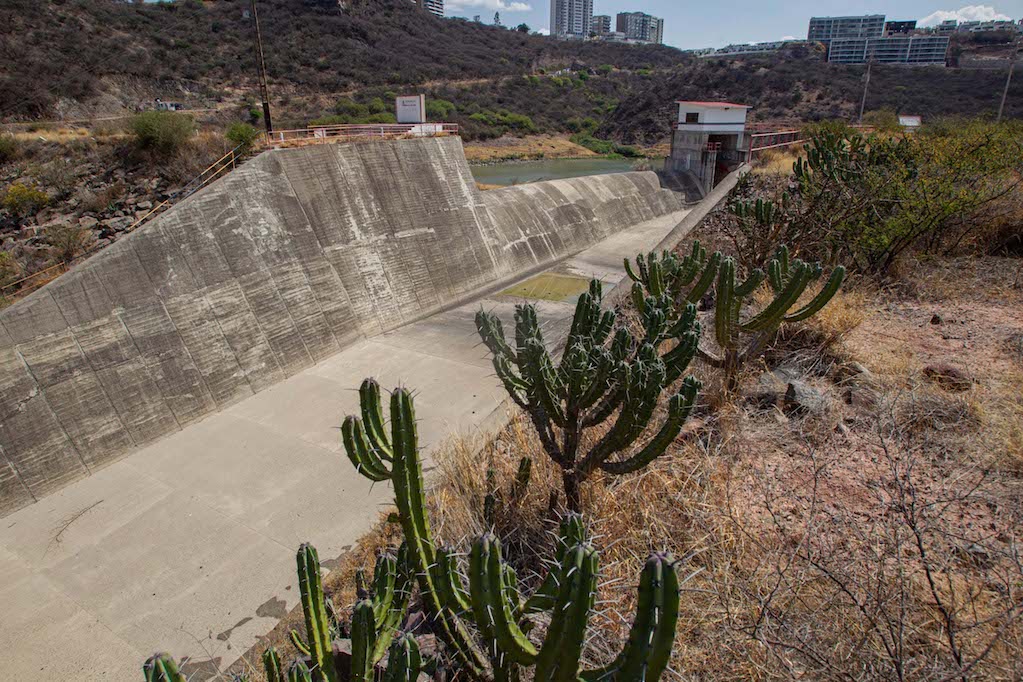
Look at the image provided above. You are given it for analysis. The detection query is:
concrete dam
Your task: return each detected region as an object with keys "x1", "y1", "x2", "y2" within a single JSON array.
[{"x1": 0, "y1": 136, "x2": 687, "y2": 516}]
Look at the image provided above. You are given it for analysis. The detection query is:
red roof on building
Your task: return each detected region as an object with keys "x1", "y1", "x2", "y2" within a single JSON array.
[{"x1": 676, "y1": 101, "x2": 750, "y2": 108}]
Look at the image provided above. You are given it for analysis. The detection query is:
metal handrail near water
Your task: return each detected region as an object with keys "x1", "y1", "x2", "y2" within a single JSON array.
[{"x1": 269, "y1": 122, "x2": 459, "y2": 146}]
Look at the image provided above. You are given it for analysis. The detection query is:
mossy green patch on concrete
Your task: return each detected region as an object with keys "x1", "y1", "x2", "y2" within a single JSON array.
[{"x1": 498, "y1": 273, "x2": 591, "y2": 302}]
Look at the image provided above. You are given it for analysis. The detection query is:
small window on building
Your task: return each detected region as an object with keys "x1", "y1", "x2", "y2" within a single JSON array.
[{"x1": 685, "y1": 112, "x2": 699, "y2": 124}]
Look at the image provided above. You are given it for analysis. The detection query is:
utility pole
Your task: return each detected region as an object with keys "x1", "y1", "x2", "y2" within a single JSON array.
[
  {"x1": 997, "y1": 52, "x2": 1016, "y2": 123},
  {"x1": 858, "y1": 60, "x2": 872, "y2": 124},
  {"x1": 250, "y1": 0, "x2": 273, "y2": 138}
]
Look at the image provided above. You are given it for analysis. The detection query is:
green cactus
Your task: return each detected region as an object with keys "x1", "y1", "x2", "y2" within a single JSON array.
[
  {"x1": 262, "y1": 646, "x2": 285, "y2": 682},
  {"x1": 344, "y1": 382, "x2": 490, "y2": 677},
  {"x1": 625, "y1": 241, "x2": 720, "y2": 306},
  {"x1": 349, "y1": 548, "x2": 413, "y2": 681},
  {"x1": 288, "y1": 544, "x2": 340, "y2": 682},
  {"x1": 476, "y1": 279, "x2": 702, "y2": 510},
  {"x1": 700, "y1": 244, "x2": 845, "y2": 390},
  {"x1": 143, "y1": 653, "x2": 186, "y2": 682},
  {"x1": 344, "y1": 384, "x2": 686, "y2": 682},
  {"x1": 384, "y1": 632, "x2": 423, "y2": 682},
  {"x1": 287, "y1": 660, "x2": 314, "y2": 682}
]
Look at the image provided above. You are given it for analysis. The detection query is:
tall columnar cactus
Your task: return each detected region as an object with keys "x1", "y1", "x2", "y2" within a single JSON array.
[
  {"x1": 475, "y1": 279, "x2": 702, "y2": 510},
  {"x1": 143, "y1": 653, "x2": 186, "y2": 682},
  {"x1": 287, "y1": 660, "x2": 314, "y2": 682},
  {"x1": 349, "y1": 548, "x2": 413, "y2": 681},
  {"x1": 288, "y1": 544, "x2": 341, "y2": 682},
  {"x1": 344, "y1": 382, "x2": 686, "y2": 681},
  {"x1": 344, "y1": 381, "x2": 491, "y2": 677},
  {"x1": 262, "y1": 646, "x2": 285, "y2": 682},
  {"x1": 625, "y1": 241, "x2": 721, "y2": 307},
  {"x1": 700, "y1": 244, "x2": 845, "y2": 389}
]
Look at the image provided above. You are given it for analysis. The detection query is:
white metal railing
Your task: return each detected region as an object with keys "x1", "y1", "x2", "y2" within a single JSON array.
[{"x1": 269, "y1": 122, "x2": 459, "y2": 146}]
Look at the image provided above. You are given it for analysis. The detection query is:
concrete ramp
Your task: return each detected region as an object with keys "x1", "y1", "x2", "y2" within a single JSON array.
[{"x1": 0, "y1": 136, "x2": 685, "y2": 516}]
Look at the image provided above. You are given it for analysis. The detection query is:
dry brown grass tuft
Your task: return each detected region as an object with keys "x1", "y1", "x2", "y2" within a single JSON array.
[{"x1": 751, "y1": 147, "x2": 799, "y2": 176}]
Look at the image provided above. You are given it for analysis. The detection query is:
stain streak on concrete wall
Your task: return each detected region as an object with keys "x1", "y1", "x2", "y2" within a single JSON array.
[{"x1": 0, "y1": 137, "x2": 684, "y2": 516}]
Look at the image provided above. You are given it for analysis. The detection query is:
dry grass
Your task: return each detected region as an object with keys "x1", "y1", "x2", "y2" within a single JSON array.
[
  {"x1": 751, "y1": 147, "x2": 799, "y2": 176},
  {"x1": 463, "y1": 135, "x2": 598, "y2": 162},
  {"x1": 233, "y1": 256, "x2": 1023, "y2": 682}
]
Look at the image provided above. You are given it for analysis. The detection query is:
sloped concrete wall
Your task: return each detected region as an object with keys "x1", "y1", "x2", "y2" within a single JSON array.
[{"x1": 0, "y1": 137, "x2": 684, "y2": 515}]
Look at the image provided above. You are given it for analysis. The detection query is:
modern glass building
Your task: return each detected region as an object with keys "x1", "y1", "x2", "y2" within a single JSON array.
[
  {"x1": 808, "y1": 15, "x2": 885, "y2": 42},
  {"x1": 828, "y1": 35, "x2": 950, "y2": 65}
]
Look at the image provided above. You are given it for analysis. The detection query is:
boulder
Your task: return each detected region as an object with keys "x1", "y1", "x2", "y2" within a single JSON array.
[{"x1": 784, "y1": 380, "x2": 828, "y2": 415}]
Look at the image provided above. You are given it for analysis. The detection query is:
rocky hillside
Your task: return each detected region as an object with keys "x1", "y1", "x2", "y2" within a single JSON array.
[{"x1": 1, "y1": 0, "x2": 1020, "y2": 140}]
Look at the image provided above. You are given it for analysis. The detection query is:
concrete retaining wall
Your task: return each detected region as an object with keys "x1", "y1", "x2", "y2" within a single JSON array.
[{"x1": 0, "y1": 136, "x2": 685, "y2": 515}]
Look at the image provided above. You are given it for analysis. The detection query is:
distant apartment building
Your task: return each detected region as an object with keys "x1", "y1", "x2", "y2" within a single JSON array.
[
  {"x1": 957, "y1": 20, "x2": 1018, "y2": 33},
  {"x1": 616, "y1": 11, "x2": 664, "y2": 44},
  {"x1": 807, "y1": 15, "x2": 885, "y2": 43},
  {"x1": 551, "y1": 0, "x2": 593, "y2": 38},
  {"x1": 702, "y1": 40, "x2": 807, "y2": 57},
  {"x1": 412, "y1": 0, "x2": 443, "y2": 17},
  {"x1": 828, "y1": 35, "x2": 949, "y2": 65},
  {"x1": 935, "y1": 20, "x2": 958, "y2": 34},
  {"x1": 591, "y1": 14, "x2": 611, "y2": 36},
  {"x1": 884, "y1": 20, "x2": 916, "y2": 35}
]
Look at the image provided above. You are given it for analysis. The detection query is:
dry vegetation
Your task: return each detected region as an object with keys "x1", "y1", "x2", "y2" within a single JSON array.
[
  {"x1": 463, "y1": 136, "x2": 600, "y2": 163},
  {"x1": 231, "y1": 248, "x2": 1023, "y2": 682}
]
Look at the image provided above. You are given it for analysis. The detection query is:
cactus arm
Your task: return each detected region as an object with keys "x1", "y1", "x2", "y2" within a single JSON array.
[
  {"x1": 492, "y1": 355, "x2": 529, "y2": 408},
  {"x1": 342, "y1": 417, "x2": 391, "y2": 482},
  {"x1": 297, "y1": 544, "x2": 339, "y2": 682},
  {"x1": 663, "y1": 332, "x2": 699, "y2": 385},
  {"x1": 733, "y1": 269, "x2": 766, "y2": 298},
  {"x1": 262, "y1": 647, "x2": 285, "y2": 682},
  {"x1": 437, "y1": 546, "x2": 473, "y2": 616},
  {"x1": 685, "y1": 251, "x2": 721, "y2": 304},
  {"x1": 359, "y1": 379, "x2": 393, "y2": 461},
  {"x1": 476, "y1": 310, "x2": 516, "y2": 362},
  {"x1": 783, "y1": 266, "x2": 845, "y2": 322},
  {"x1": 289, "y1": 630, "x2": 311, "y2": 656},
  {"x1": 287, "y1": 661, "x2": 314, "y2": 682},
  {"x1": 384, "y1": 633, "x2": 422, "y2": 682},
  {"x1": 643, "y1": 554, "x2": 681, "y2": 681},
  {"x1": 388, "y1": 389, "x2": 490, "y2": 676},
  {"x1": 598, "y1": 377, "x2": 700, "y2": 475},
  {"x1": 739, "y1": 262, "x2": 813, "y2": 333},
  {"x1": 523, "y1": 513, "x2": 588, "y2": 614},
  {"x1": 472, "y1": 534, "x2": 539, "y2": 665},
  {"x1": 351, "y1": 599, "x2": 377, "y2": 682},
  {"x1": 623, "y1": 257, "x2": 642, "y2": 283},
  {"x1": 144, "y1": 653, "x2": 186, "y2": 682},
  {"x1": 534, "y1": 544, "x2": 598, "y2": 682},
  {"x1": 370, "y1": 553, "x2": 397, "y2": 623}
]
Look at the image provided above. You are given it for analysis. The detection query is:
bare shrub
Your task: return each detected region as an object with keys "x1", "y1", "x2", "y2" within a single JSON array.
[{"x1": 45, "y1": 224, "x2": 95, "y2": 264}]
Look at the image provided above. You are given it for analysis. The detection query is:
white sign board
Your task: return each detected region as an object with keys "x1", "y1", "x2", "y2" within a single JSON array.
[{"x1": 396, "y1": 95, "x2": 426, "y2": 124}]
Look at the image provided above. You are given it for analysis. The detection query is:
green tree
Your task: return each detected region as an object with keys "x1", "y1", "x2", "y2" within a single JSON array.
[
  {"x1": 225, "y1": 122, "x2": 260, "y2": 151},
  {"x1": 129, "y1": 111, "x2": 195, "y2": 155}
]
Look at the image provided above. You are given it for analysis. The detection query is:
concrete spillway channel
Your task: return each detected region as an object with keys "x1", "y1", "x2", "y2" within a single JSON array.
[{"x1": 0, "y1": 137, "x2": 718, "y2": 679}]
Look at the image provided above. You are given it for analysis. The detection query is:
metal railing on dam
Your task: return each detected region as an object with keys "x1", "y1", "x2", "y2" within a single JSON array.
[
  {"x1": 268, "y1": 122, "x2": 460, "y2": 147},
  {"x1": 0, "y1": 136, "x2": 687, "y2": 516}
]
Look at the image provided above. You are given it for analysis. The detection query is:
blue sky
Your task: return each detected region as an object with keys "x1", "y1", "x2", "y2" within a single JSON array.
[{"x1": 444, "y1": 1, "x2": 1023, "y2": 48}]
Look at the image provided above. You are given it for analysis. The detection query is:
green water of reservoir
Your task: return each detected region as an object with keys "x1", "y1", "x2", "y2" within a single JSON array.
[{"x1": 470, "y1": 158, "x2": 646, "y2": 186}]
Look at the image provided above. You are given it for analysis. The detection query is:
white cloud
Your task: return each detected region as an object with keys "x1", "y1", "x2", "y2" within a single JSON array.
[
  {"x1": 536, "y1": 27, "x2": 551, "y2": 35},
  {"x1": 446, "y1": 0, "x2": 532, "y2": 12},
  {"x1": 918, "y1": 5, "x2": 1012, "y2": 26},
  {"x1": 781, "y1": 35, "x2": 797, "y2": 40}
]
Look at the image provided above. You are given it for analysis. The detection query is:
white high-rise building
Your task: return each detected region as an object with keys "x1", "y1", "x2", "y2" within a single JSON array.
[
  {"x1": 551, "y1": 0, "x2": 593, "y2": 38},
  {"x1": 412, "y1": 0, "x2": 444, "y2": 18}
]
